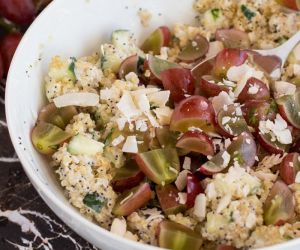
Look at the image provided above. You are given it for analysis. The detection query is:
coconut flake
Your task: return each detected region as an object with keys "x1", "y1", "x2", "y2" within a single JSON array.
[
  {"x1": 110, "y1": 218, "x2": 127, "y2": 236},
  {"x1": 117, "y1": 91, "x2": 141, "y2": 119},
  {"x1": 122, "y1": 136, "x2": 138, "y2": 153},
  {"x1": 216, "y1": 194, "x2": 232, "y2": 213},
  {"x1": 112, "y1": 135, "x2": 125, "y2": 146},
  {"x1": 212, "y1": 91, "x2": 234, "y2": 113},
  {"x1": 178, "y1": 192, "x2": 187, "y2": 204},
  {"x1": 54, "y1": 92, "x2": 99, "y2": 107},
  {"x1": 193, "y1": 193, "x2": 206, "y2": 220},
  {"x1": 175, "y1": 170, "x2": 190, "y2": 191},
  {"x1": 182, "y1": 157, "x2": 191, "y2": 170},
  {"x1": 147, "y1": 91, "x2": 170, "y2": 108}
]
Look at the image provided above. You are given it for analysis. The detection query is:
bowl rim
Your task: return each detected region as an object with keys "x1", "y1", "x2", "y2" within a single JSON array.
[{"x1": 4, "y1": 0, "x2": 300, "y2": 250}]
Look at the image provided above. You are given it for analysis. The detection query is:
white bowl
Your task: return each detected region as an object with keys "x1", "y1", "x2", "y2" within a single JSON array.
[{"x1": 5, "y1": 0, "x2": 300, "y2": 249}]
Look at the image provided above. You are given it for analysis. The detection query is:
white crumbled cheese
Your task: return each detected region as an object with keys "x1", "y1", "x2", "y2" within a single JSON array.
[
  {"x1": 227, "y1": 63, "x2": 264, "y2": 97},
  {"x1": 131, "y1": 87, "x2": 160, "y2": 96},
  {"x1": 193, "y1": 193, "x2": 206, "y2": 220},
  {"x1": 116, "y1": 117, "x2": 127, "y2": 131},
  {"x1": 133, "y1": 93, "x2": 150, "y2": 112},
  {"x1": 147, "y1": 91, "x2": 170, "y2": 108},
  {"x1": 223, "y1": 79, "x2": 236, "y2": 88},
  {"x1": 153, "y1": 107, "x2": 173, "y2": 126},
  {"x1": 293, "y1": 64, "x2": 300, "y2": 75},
  {"x1": 221, "y1": 151, "x2": 231, "y2": 167},
  {"x1": 112, "y1": 135, "x2": 125, "y2": 146},
  {"x1": 222, "y1": 116, "x2": 231, "y2": 125},
  {"x1": 100, "y1": 88, "x2": 114, "y2": 101},
  {"x1": 175, "y1": 170, "x2": 190, "y2": 191},
  {"x1": 295, "y1": 172, "x2": 300, "y2": 183},
  {"x1": 248, "y1": 84, "x2": 260, "y2": 95},
  {"x1": 125, "y1": 72, "x2": 140, "y2": 84},
  {"x1": 110, "y1": 218, "x2": 127, "y2": 236},
  {"x1": 117, "y1": 91, "x2": 141, "y2": 119},
  {"x1": 245, "y1": 212, "x2": 257, "y2": 229},
  {"x1": 216, "y1": 194, "x2": 232, "y2": 214},
  {"x1": 259, "y1": 114, "x2": 292, "y2": 145},
  {"x1": 53, "y1": 92, "x2": 100, "y2": 108},
  {"x1": 135, "y1": 119, "x2": 148, "y2": 132},
  {"x1": 183, "y1": 157, "x2": 191, "y2": 170},
  {"x1": 144, "y1": 111, "x2": 160, "y2": 128},
  {"x1": 122, "y1": 136, "x2": 138, "y2": 153},
  {"x1": 224, "y1": 138, "x2": 231, "y2": 149},
  {"x1": 273, "y1": 81, "x2": 296, "y2": 98},
  {"x1": 212, "y1": 91, "x2": 234, "y2": 113},
  {"x1": 157, "y1": 47, "x2": 169, "y2": 60},
  {"x1": 235, "y1": 106, "x2": 243, "y2": 116},
  {"x1": 178, "y1": 192, "x2": 187, "y2": 205},
  {"x1": 206, "y1": 183, "x2": 217, "y2": 200}
]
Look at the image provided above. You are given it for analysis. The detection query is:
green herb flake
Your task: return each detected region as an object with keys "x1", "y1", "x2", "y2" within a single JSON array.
[
  {"x1": 211, "y1": 8, "x2": 220, "y2": 20},
  {"x1": 68, "y1": 57, "x2": 77, "y2": 80},
  {"x1": 241, "y1": 5, "x2": 256, "y2": 21},
  {"x1": 249, "y1": 107, "x2": 258, "y2": 126},
  {"x1": 83, "y1": 193, "x2": 106, "y2": 213},
  {"x1": 104, "y1": 128, "x2": 114, "y2": 147}
]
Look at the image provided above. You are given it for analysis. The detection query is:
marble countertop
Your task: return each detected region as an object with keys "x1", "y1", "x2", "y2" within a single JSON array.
[{"x1": 0, "y1": 82, "x2": 97, "y2": 250}]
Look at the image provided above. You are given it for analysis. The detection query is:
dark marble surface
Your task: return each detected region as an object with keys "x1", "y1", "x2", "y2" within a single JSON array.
[{"x1": 0, "y1": 82, "x2": 97, "y2": 250}]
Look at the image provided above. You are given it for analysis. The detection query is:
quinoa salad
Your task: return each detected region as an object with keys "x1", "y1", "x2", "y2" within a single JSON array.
[{"x1": 31, "y1": 0, "x2": 300, "y2": 249}]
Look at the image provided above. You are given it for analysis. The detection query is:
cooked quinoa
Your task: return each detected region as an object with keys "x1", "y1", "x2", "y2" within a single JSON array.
[{"x1": 31, "y1": 0, "x2": 300, "y2": 249}]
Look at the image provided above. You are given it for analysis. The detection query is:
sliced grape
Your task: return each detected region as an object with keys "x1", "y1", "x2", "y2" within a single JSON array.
[
  {"x1": 257, "y1": 132, "x2": 289, "y2": 155},
  {"x1": 277, "y1": 91, "x2": 300, "y2": 129},
  {"x1": 215, "y1": 29, "x2": 250, "y2": 49},
  {"x1": 111, "y1": 159, "x2": 145, "y2": 192},
  {"x1": 141, "y1": 26, "x2": 171, "y2": 55},
  {"x1": 135, "y1": 148, "x2": 180, "y2": 185},
  {"x1": 275, "y1": 0, "x2": 299, "y2": 10},
  {"x1": 252, "y1": 53, "x2": 282, "y2": 76},
  {"x1": 177, "y1": 35, "x2": 209, "y2": 62},
  {"x1": 119, "y1": 55, "x2": 139, "y2": 79},
  {"x1": 176, "y1": 131, "x2": 214, "y2": 156},
  {"x1": 112, "y1": 182, "x2": 152, "y2": 216},
  {"x1": 216, "y1": 104, "x2": 249, "y2": 138},
  {"x1": 191, "y1": 57, "x2": 215, "y2": 88},
  {"x1": 242, "y1": 99, "x2": 277, "y2": 128},
  {"x1": 264, "y1": 180, "x2": 295, "y2": 225},
  {"x1": 161, "y1": 68, "x2": 195, "y2": 103},
  {"x1": 213, "y1": 48, "x2": 248, "y2": 78},
  {"x1": 0, "y1": 0, "x2": 34, "y2": 24},
  {"x1": 200, "y1": 132, "x2": 256, "y2": 174},
  {"x1": 158, "y1": 220, "x2": 202, "y2": 250},
  {"x1": 37, "y1": 103, "x2": 77, "y2": 129},
  {"x1": 147, "y1": 55, "x2": 181, "y2": 81},
  {"x1": 31, "y1": 122, "x2": 71, "y2": 154},
  {"x1": 186, "y1": 173, "x2": 203, "y2": 209},
  {"x1": 237, "y1": 77, "x2": 270, "y2": 103},
  {"x1": 170, "y1": 96, "x2": 215, "y2": 133},
  {"x1": 199, "y1": 75, "x2": 229, "y2": 98},
  {"x1": 279, "y1": 153, "x2": 300, "y2": 185},
  {"x1": 156, "y1": 184, "x2": 186, "y2": 215}
]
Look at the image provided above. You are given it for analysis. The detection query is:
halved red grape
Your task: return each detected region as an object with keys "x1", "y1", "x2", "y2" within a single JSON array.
[
  {"x1": 279, "y1": 153, "x2": 300, "y2": 185},
  {"x1": 147, "y1": 55, "x2": 181, "y2": 82},
  {"x1": 199, "y1": 132, "x2": 256, "y2": 174},
  {"x1": 37, "y1": 103, "x2": 77, "y2": 129},
  {"x1": 237, "y1": 77, "x2": 270, "y2": 103},
  {"x1": 263, "y1": 180, "x2": 295, "y2": 225},
  {"x1": 257, "y1": 132, "x2": 289, "y2": 155},
  {"x1": 199, "y1": 75, "x2": 229, "y2": 98},
  {"x1": 216, "y1": 104, "x2": 249, "y2": 138},
  {"x1": 0, "y1": 0, "x2": 35, "y2": 24},
  {"x1": 158, "y1": 220, "x2": 203, "y2": 250},
  {"x1": 156, "y1": 184, "x2": 186, "y2": 215},
  {"x1": 191, "y1": 57, "x2": 215, "y2": 86},
  {"x1": 215, "y1": 29, "x2": 250, "y2": 49},
  {"x1": 216, "y1": 245, "x2": 237, "y2": 250},
  {"x1": 176, "y1": 131, "x2": 214, "y2": 156},
  {"x1": 213, "y1": 48, "x2": 248, "y2": 78},
  {"x1": 252, "y1": 53, "x2": 281, "y2": 77},
  {"x1": 177, "y1": 35, "x2": 209, "y2": 62},
  {"x1": 277, "y1": 91, "x2": 300, "y2": 129},
  {"x1": 0, "y1": 32, "x2": 22, "y2": 75},
  {"x1": 170, "y1": 96, "x2": 215, "y2": 133},
  {"x1": 186, "y1": 173, "x2": 203, "y2": 209},
  {"x1": 275, "y1": 0, "x2": 300, "y2": 10},
  {"x1": 119, "y1": 55, "x2": 139, "y2": 79},
  {"x1": 111, "y1": 159, "x2": 145, "y2": 192},
  {"x1": 31, "y1": 122, "x2": 71, "y2": 154},
  {"x1": 242, "y1": 99, "x2": 277, "y2": 128},
  {"x1": 135, "y1": 148, "x2": 180, "y2": 185},
  {"x1": 112, "y1": 182, "x2": 152, "y2": 216},
  {"x1": 141, "y1": 26, "x2": 171, "y2": 55},
  {"x1": 161, "y1": 68, "x2": 195, "y2": 103}
]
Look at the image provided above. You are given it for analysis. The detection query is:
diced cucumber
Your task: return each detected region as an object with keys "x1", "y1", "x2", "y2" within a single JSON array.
[
  {"x1": 67, "y1": 134, "x2": 104, "y2": 155},
  {"x1": 68, "y1": 57, "x2": 77, "y2": 81},
  {"x1": 101, "y1": 44, "x2": 124, "y2": 73}
]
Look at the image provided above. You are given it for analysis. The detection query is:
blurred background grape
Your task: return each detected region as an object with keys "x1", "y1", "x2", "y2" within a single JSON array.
[{"x1": 0, "y1": 0, "x2": 52, "y2": 85}]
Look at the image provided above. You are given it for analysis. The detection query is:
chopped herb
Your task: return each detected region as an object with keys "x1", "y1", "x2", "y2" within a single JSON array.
[
  {"x1": 83, "y1": 193, "x2": 106, "y2": 212},
  {"x1": 241, "y1": 5, "x2": 256, "y2": 21},
  {"x1": 233, "y1": 152, "x2": 244, "y2": 165},
  {"x1": 267, "y1": 99, "x2": 278, "y2": 114},
  {"x1": 211, "y1": 8, "x2": 220, "y2": 20},
  {"x1": 249, "y1": 107, "x2": 258, "y2": 126},
  {"x1": 68, "y1": 57, "x2": 77, "y2": 80}
]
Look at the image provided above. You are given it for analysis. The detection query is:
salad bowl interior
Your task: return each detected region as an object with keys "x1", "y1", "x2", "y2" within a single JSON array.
[{"x1": 5, "y1": 0, "x2": 300, "y2": 249}]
